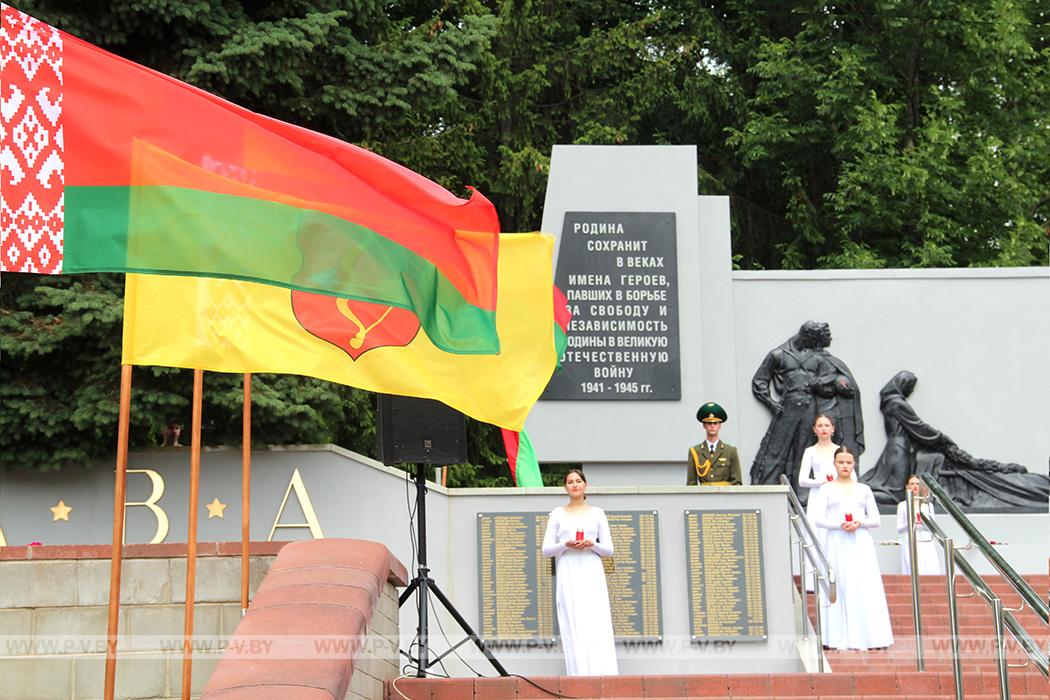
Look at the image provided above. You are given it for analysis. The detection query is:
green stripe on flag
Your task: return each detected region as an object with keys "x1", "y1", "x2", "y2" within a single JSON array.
[
  {"x1": 514, "y1": 429, "x2": 543, "y2": 487},
  {"x1": 63, "y1": 185, "x2": 499, "y2": 355}
]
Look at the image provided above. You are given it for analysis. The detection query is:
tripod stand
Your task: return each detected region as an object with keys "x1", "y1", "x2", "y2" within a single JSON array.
[{"x1": 398, "y1": 464, "x2": 508, "y2": 677}]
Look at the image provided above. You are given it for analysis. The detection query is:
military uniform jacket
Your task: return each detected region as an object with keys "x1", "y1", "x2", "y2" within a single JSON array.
[{"x1": 686, "y1": 440, "x2": 742, "y2": 486}]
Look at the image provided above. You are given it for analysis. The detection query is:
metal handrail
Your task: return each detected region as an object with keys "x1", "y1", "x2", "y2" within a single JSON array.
[
  {"x1": 905, "y1": 490, "x2": 926, "y2": 670},
  {"x1": 780, "y1": 475, "x2": 837, "y2": 673},
  {"x1": 781, "y1": 475, "x2": 837, "y2": 602},
  {"x1": 921, "y1": 476, "x2": 1048, "y2": 624},
  {"x1": 911, "y1": 476, "x2": 1049, "y2": 700}
]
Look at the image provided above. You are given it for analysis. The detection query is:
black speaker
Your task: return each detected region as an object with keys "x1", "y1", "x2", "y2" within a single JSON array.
[{"x1": 376, "y1": 394, "x2": 467, "y2": 465}]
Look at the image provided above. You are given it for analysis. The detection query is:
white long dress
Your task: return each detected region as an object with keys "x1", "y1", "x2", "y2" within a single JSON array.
[
  {"x1": 798, "y1": 445, "x2": 843, "y2": 550},
  {"x1": 811, "y1": 482, "x2": 894, "y2": 650},
  {"x1": 541, "y1": 505, "x2": 618, "y2": 676},
  {"x1": 896, "y1": 501, "x2": 942, "y2": 575}
]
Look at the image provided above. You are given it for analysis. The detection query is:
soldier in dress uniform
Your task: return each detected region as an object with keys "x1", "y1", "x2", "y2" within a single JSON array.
[{"x1": 687, "y1": 402, "x2": 743, "y2": 486}]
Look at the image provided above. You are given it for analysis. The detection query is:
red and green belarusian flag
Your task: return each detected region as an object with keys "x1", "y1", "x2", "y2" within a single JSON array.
[
  {"x1": 502, "y1": 428, "x2": 542, "y2": 487},
  {"x1": 0, "y1": 4, "x2": 502, "y2": 354}
]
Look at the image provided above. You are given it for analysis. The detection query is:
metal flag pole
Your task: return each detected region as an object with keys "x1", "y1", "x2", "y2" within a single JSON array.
[
  {"x1": 104, "y1": 365, "x2": 134, "y2": 700},
  {"x1": 181, "y1": 369, "x2": 204, "y2": 700},
  {"x1": 241, "y1": 373, "x2": 252, "y2": 613}
]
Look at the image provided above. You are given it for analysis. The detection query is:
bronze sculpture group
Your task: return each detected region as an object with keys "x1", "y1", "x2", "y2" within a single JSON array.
[{"x1": 748, "y1": 323, "x2": 1048, "y2": 511}]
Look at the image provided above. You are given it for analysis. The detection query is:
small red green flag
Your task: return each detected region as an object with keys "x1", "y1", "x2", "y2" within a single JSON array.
[{"x1": 502, "y1": 428, "x2": 542, "y2": 488}]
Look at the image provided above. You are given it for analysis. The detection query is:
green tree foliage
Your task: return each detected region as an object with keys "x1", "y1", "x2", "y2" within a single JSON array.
[
  {"x1": 4, "y1": 0, "x2": 1047, "y2": 475},
  {"x1": 0, "y1": 274, "x2": 377, "y2": 471},
  {"x1": 720, "y1": 2, "x2": 1050, "y2": 269}
]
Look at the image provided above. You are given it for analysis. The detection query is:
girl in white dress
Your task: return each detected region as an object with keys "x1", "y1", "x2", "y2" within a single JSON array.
[
  {"x1": 811, "y1": 446, "x2": 894, "y2": 650},
  {"x1": 541, "y1": 469, "x2": 618, "y2": 676},
  {"x1": 896, "y1": 474, "x2": 943, "y2": 575},
  {"x1": 798, "y1": 415, "x2": 844, "y2": 538}
]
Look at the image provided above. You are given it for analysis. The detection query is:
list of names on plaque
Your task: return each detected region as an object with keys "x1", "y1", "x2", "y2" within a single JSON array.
[
  {"x1": 603, "y1": 511, "x2": 663, "y2": 640},
  {"x1": 476, "y1": 511, "x2": 662, "y2": 643},
  {"x1": 542, "y1": 211, "x2": 681, "y2": 400},
  {"x1": 684, "y1": 510, "x2": 767, "y2": 641},
  {"x1": 477, "y1": 512, "x2": 554, "y2": 642}
]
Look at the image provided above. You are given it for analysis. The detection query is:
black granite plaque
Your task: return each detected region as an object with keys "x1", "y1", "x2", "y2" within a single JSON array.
[
  {"x1": 476, "y1": 512, "x2": 555, "y2": 643},
  {"x1": 603, "y1": 510, "x2": 663, "y2": 641},
  {"x1": 477, "y1": 511, "x2": 662, "y2": 643},
  {"x1": 683, "y1": 509, "x2": 767, "y2": 641},
  {"x1": 542, "y1": 212, "x2": 681, "y2": 400}
]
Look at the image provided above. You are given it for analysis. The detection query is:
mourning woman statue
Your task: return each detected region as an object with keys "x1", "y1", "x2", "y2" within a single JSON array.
[{"x1": 863, "y1": 371, "x2": 1049, "y2": 511}]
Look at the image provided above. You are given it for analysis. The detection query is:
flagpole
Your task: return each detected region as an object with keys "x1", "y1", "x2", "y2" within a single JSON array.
[
  {"x1": 241, "y1": 373, "x2": 251, "y2": 613},
  {"x1": 104, "y1": 364, "x2": 133, "y2": 700},
  {"x1": 181, "y1": 369, "x2": 204, "y2": 700}
]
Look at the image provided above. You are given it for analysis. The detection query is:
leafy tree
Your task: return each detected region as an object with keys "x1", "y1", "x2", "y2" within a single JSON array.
[
  {"x1": 0, "y1": 274, "x2": 377, "y2": 471},
  {"x1": 4, "y1": 0, "x2": 1046, "y2": 476},
  {"x1": 713, "y1": 1, "x2": 1050, "y2": 268}
]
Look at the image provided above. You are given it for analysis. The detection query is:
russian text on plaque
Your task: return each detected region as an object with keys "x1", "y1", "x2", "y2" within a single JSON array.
[
  {"x1": 683, "y1": 509, "x2": 767, "y2": 641},
  {"x1": 543, "y1": 211, "x2": 681, "y2": 400},
  {"x1": 476, "y1": 512, "x2": 555, "y2": 644},
  {"x1": 476, "y1": 511, "x2": 663, "y2": 643},
  {"x1": 603, "y1": 510, "x2": 664, "y2": 642}
]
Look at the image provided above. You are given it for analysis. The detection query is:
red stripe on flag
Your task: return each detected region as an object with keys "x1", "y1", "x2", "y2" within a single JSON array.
[{"x1": 501, "y1": 428, "x2": 520, "y2": 484}]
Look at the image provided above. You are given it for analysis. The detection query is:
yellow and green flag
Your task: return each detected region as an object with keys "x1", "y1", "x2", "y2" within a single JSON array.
[{"x1": 121, "y1": 234, "x2": 557, "y2": 430}]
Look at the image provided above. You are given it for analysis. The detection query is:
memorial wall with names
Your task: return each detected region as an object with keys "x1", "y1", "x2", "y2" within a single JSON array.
[
  {"x1": 684, "y1": 509, "x2": 767, "y2": 641},
  {"x1": 476, "y1": 512, "x2": 555, "y2": 642},
  {"x1": 476, "y1": 511, "x2": 662, "y2": 643}
]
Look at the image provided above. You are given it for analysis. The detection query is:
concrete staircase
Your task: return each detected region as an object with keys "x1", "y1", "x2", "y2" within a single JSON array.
[{"x1": 384, "y1": 573, "x2": 1049, "y2": 699}]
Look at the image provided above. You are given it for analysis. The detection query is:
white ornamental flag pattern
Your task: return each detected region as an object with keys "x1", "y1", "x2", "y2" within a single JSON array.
[{"x1": 1, "y1": 3, "x2": 64, "y2": 274}]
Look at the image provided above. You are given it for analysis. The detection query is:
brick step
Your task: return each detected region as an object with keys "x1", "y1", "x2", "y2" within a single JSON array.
[
  {"x1": 884, "y1": 626, "x2": 1047, "y2": 634},
  {"x1": 881, "y1": 596, "x2": 1037, "y2": 604},
  {"x1": 828, "y1": 659, "x2": 1036, "y2": 669},
  {"x1": 879, "y1": 586, "x2": 1044, "y2": 594},
  {"x1": 831, "y1": 647, "x2": 1036, "y2": 657},
  {"x1": 884, "y1": 573, "x2": 1050, "y2": 580},
  {"x1": 883, "y1": 607, "x2": 1044, "y2": 617},
  {"x1": 884, "y1": 607, "x2": 1044, "y2": 619},
  {"x1": 828, "y1": 643, "x2": 1036, "y2": 653},
  {"x1": 880, "y1": 593, "x2": 1043, "y2": 606},
  {"x1": 814, "y1": 610, "x2": 1046, "y2": 627},
  {"x1": 885, "y1": 617, "x2": 1038, "y2": 625},
  {"x1": 883, "y1": 579, "x2": 1050, "y2": 585},
  {"x1": 805, "y1": 611, "x2": 1047, "y2": 628},
  {"x1": 880, "y1": 601, "x2": 1043, "y2": 609},
  {"x1": 858, "y1": 612, "x2": 1044, "y2": 626},
  {"x1": 845, "y1": 651, "x2": 1037, "y2": 660},
  {"x1": 880, "y1": 579, "x2": 1049, "y2": 587},
  {"x1": 880, "y1": 598, "x2": 1042, "y2": 608},
  {"x1": 385, "y1": 671, "x2": 1049, "y2": 699},
  {"x1": 891, "y1": 613, "x2": 1041, "y2": 624},
  {"x1": 806, "y1": 620, "x2": 1046, "y2": 634}
]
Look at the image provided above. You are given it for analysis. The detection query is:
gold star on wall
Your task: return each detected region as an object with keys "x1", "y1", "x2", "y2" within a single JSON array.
[
  {"x1": 205, "y1": 498, "x2": 228, "y2": 519},
  {"x1": 50, "y1": 500, "x2": 72, "y2": 522}
]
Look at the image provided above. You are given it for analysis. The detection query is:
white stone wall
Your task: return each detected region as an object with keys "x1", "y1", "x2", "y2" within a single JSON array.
[{"x1": 0, "y1": 555, "x2": 273, "y2": 700}]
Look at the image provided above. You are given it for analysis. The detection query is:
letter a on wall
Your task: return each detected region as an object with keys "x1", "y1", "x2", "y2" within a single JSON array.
[{"x1": 268, "y1": 468, "x2": 325, "y2": 541}]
